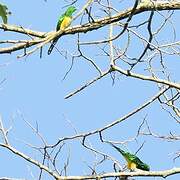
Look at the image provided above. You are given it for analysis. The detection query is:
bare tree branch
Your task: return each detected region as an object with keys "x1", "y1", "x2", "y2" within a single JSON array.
[{"x1": 0, "y1": 1, "x2": 180, "y2": 54}]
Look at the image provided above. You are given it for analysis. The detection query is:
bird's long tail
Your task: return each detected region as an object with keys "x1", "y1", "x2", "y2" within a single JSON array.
[
  {"x1": 48, "y1": 37, "x2": 59, "y2": 55},
  {"x1": 108, "y1": 142, "x2": 126, "y2": 156}
]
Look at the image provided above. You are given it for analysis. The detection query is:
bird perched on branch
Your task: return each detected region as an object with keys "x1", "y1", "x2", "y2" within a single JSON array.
[
  {"x1": 48, "y1": 6, "x2": 76, "y2": 55},
  {"x1": 109, "y1": 143, "x2": 150, "y2": 171}
]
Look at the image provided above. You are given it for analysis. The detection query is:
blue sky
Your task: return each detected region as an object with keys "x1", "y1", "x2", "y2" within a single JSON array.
[{"x1": 0, "y1": 1, "x2": 179, "y2": 179}]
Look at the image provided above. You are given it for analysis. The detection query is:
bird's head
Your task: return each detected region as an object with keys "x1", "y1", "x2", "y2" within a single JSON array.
[{"x1": 65, "y1": 6, "x2": 76, "y2": 16}]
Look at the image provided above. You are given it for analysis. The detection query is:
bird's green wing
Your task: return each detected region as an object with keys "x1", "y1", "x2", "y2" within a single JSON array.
[
  {"x1": 47, "y1": 14, "x2": 65, "y2": 55},
  {"x1": 56, "y1": 14, "x2": 65, "y2": 31},
  {"x1": 125, "y1": 153, "x2": 150, "y2": 171}
]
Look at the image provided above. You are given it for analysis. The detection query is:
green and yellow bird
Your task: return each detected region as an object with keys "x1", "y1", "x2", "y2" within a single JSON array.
[
  {"x1": 48, "y1": 6, "x2": 76, "y2": 55},
  {"x1": 109, "y1": 143, "x2": 150, "y2": 171}
]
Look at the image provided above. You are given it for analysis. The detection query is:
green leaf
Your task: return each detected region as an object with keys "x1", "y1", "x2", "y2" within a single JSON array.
[{"x1": 0, "y1": 3, "x2": 10, "y2": 24}]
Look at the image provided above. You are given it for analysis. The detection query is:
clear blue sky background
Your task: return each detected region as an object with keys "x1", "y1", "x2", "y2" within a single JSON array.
[{"x1": 0, "y1": 0, "x2": 179, "y2": 179}]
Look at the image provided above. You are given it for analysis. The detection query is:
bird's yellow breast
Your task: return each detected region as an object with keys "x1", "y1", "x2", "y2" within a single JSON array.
[
  {"x1": 127, "y1": 162, "x2": 137, "y2": 170},
  {"x1": 60, "y1": 16, "x2": 72, "y2": 30}
]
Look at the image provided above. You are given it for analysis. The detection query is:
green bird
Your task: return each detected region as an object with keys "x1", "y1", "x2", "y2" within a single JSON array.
[
  {"x1": 48, "y1": 6, "x2": 76, "y2": 55},
  {"x1": 109, "y1": 143, "x2": 150, "y2": 171}
]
